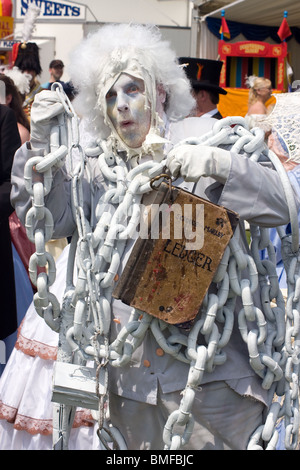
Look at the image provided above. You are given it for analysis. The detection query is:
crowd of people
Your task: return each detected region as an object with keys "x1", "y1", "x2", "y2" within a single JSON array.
[{"x1": 0, "y1": 22, "x2": 299, "y2": 451}]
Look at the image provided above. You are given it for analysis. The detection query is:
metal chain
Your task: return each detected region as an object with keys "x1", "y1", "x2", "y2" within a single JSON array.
[{"x1": 25, "y1": 88, "x2": 300, "y2": 450}]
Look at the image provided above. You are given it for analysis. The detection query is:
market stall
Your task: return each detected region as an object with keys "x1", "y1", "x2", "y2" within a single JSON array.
[
  {"x1": 214, "y1": 10, "x2": 292, "y2": 117},
  {"x1": 218, "y1": 39, "x2": 286, "y2": 116}
]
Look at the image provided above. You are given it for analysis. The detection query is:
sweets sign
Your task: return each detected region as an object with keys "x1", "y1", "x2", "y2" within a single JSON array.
[{"x1": 16, "y1": 0, "x2": 86, "y2": 20}]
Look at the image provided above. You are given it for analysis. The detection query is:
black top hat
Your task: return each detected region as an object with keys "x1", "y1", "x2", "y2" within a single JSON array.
[
  {"x1": 178, "y1": 57, "x2": 227, "y2": 95},
  {"x1": 14, "y1": 42, "x2": 42, "y2": 76}
]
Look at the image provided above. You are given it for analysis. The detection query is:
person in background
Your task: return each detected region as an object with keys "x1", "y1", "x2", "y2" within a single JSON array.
[
  {"x1": 0, "y1": 103, "x2": 33, "y2": 376},
  {"x1": 13, "y1": 42, "x2": 43, "y2": 120},
  {"x1": 0, "y1": 105, "x2": 20, "y2": 362},
  {"x1": 0, "y1": 74, "x2": 30, "y2": 144},
  {"x1": 0, "y1": 72, "x2": 39, "y2": 290},
  {"x1": 42, "y1": 59, "x2": 76, "y2": 101},
  {"x1": 178, "y1": 57, "x2": 227, "y2": 119},
  {"x1": 246, "y1": 76, "x2": 272, "y2": 116},
  {"x1": 42, "y1": 59, "x2": 65, "y2": 90}
]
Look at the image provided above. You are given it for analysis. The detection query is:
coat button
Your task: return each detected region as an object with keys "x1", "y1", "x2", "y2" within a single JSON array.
[
  {"x1": 143, "y1": 359, "x2": 151, "y2": 367},
  {"x1": 156, "y1": 348, "x2": 164, "y2": 356}
]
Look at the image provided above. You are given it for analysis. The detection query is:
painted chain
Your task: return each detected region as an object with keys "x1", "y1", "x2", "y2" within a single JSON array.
[{"x1": 24, "y1": 84, "x2": 300, "y2": 450}]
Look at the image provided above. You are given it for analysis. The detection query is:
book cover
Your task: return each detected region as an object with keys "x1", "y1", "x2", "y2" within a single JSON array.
[{"x1": 113, "y1": 183, "x2": 239, "y2": 324}]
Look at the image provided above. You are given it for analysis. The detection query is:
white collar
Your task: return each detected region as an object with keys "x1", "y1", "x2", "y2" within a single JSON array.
[{"x1": 200, "y1": 109, "x2": 219, "y2": 118}]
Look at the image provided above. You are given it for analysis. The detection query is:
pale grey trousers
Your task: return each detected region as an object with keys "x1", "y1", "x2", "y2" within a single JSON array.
[{"x1": 109, "y1": 381, "x2": 265, "y2": 450}]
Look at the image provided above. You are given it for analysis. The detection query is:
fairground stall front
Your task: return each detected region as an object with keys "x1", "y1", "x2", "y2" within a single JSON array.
[
  {"x1": 213, "y1": 11, "x2": 292, "y2": 117},
  {"x1": 218, "y1": 38, "x2": 288, "y2": 117}
]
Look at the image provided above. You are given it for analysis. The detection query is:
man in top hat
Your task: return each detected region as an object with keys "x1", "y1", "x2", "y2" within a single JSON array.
[{"x1": 178, "y1": 57, "x2": 226, "y2": 119}]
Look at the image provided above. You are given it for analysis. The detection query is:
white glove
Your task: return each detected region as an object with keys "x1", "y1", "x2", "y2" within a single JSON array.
[
  {"x1": 30, "y1": 90, "x2": 66, "y2": 154},
  {"x1": 166, "y1": 144, "x2": 231, "y2": 183}
]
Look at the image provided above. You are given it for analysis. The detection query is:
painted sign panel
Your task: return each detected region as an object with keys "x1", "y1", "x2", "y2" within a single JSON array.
[
  {"x1": 16, "y1": 0, "x2": 86, "y2": 20},
  {"x1": 0, "y1": 16, "x2": 13, "y2": 38},
  {"x1": 218, "y1": 40, "x2": 287, "y2": 91}
]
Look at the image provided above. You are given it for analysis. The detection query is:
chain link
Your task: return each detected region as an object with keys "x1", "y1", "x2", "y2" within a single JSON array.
[{"x1": 25, "y1": 88, "x2": 300, "y2": 450}]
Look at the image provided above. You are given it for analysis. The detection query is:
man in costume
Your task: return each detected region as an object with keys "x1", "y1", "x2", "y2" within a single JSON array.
[
  {"x1": 2, "y1": 23, "x2": 299, "y2": 450},
  {"x1": 13, "y1": 42, "x2": 43, "y2": 119},
  {"x1": 178, "y1": 57, "x2": 226, "y2": 119}
]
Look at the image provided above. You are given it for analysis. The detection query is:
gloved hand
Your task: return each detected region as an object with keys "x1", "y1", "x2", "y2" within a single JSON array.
[
  {"x1": 30, "y1": 90, "x2": 66, "y2": 154},
  {"x1": 166, "y1": 144, "x2": 232, "y2": 183}
]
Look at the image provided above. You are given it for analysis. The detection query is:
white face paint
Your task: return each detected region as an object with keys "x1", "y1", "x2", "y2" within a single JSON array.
[{"x1": 106, "y1": 73, "x2": 151, "y2": 149}]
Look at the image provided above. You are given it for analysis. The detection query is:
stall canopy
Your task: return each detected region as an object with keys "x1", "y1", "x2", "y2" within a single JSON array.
[
  {"x1": 197, "y1": 0, "x2": 300, "y2": 117},
  {"x1": 199, "y1": 0, "x2": 300, "y2": 116},
  {"x1": 204, "y1": 0, "x2": 300, "y2": 43},
  {"x1": 205, "y1": 0, "x2": 300, "y2": 27}
]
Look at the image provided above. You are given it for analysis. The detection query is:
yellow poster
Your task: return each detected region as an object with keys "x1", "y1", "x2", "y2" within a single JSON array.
[{"x1": 0, "y1": 16, "x2": 13, "y2": 39}]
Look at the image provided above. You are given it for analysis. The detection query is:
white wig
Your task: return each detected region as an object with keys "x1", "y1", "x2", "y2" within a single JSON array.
[{"x1": 68, "y1": 23, "x2": 195, "y2": 148}]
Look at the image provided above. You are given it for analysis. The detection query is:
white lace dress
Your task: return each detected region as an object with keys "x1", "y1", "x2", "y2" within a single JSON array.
[{"x1": 0, "y1": 245, "x2": 103, "y2": 450}]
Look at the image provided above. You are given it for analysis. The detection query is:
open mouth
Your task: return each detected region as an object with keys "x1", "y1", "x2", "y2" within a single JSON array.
[{"x1": 120, "y1": 121, "x2": 134, "y2": 128}]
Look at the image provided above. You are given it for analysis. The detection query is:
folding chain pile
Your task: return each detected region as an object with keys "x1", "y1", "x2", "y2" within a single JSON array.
[{"x1": 24, "y1": 85, "x2": 300, "y2": 450}]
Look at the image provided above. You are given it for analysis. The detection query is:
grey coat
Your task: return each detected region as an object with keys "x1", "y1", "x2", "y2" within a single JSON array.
[{"x1": 10, "y1": 118, "x2": 299, "y2": 407}]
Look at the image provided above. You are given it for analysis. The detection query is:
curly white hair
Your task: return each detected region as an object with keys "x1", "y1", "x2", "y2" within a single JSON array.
[{"x1": 68, "y1": 23, "x2": 195, "y2": 143}]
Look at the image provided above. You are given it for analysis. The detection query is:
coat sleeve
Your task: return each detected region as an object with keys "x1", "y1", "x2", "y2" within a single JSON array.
[
  {"x1": 10, "y1": 143, "x2": 80, "y2": 238},
  {"x1": 218, "y1": 152, "x2": 300, "y2": 227}
]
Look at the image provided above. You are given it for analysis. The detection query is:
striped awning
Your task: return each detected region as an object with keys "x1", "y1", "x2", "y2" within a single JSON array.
[{"x1": 0, "y1": 0, "x2": 12, "y2": 17}]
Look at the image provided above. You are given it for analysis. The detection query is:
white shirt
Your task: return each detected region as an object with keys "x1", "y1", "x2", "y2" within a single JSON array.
[{"x1": 199, "y1": 108, "x2": 219, "y2": 118}]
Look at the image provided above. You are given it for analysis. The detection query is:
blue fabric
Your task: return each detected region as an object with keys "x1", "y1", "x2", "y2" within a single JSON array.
[
  {"x1": 0, "y1": 244, "x2": 33, "y2": 376},
  {"x1": 206, "y1": 17, "x2": 299, "y2": 43},
  {"x1": 260, "y1": 165, "x2": 300, "y2": 290},
  {"x1": 276, "y1": 418, "x2": 286, "y2": 450}
]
